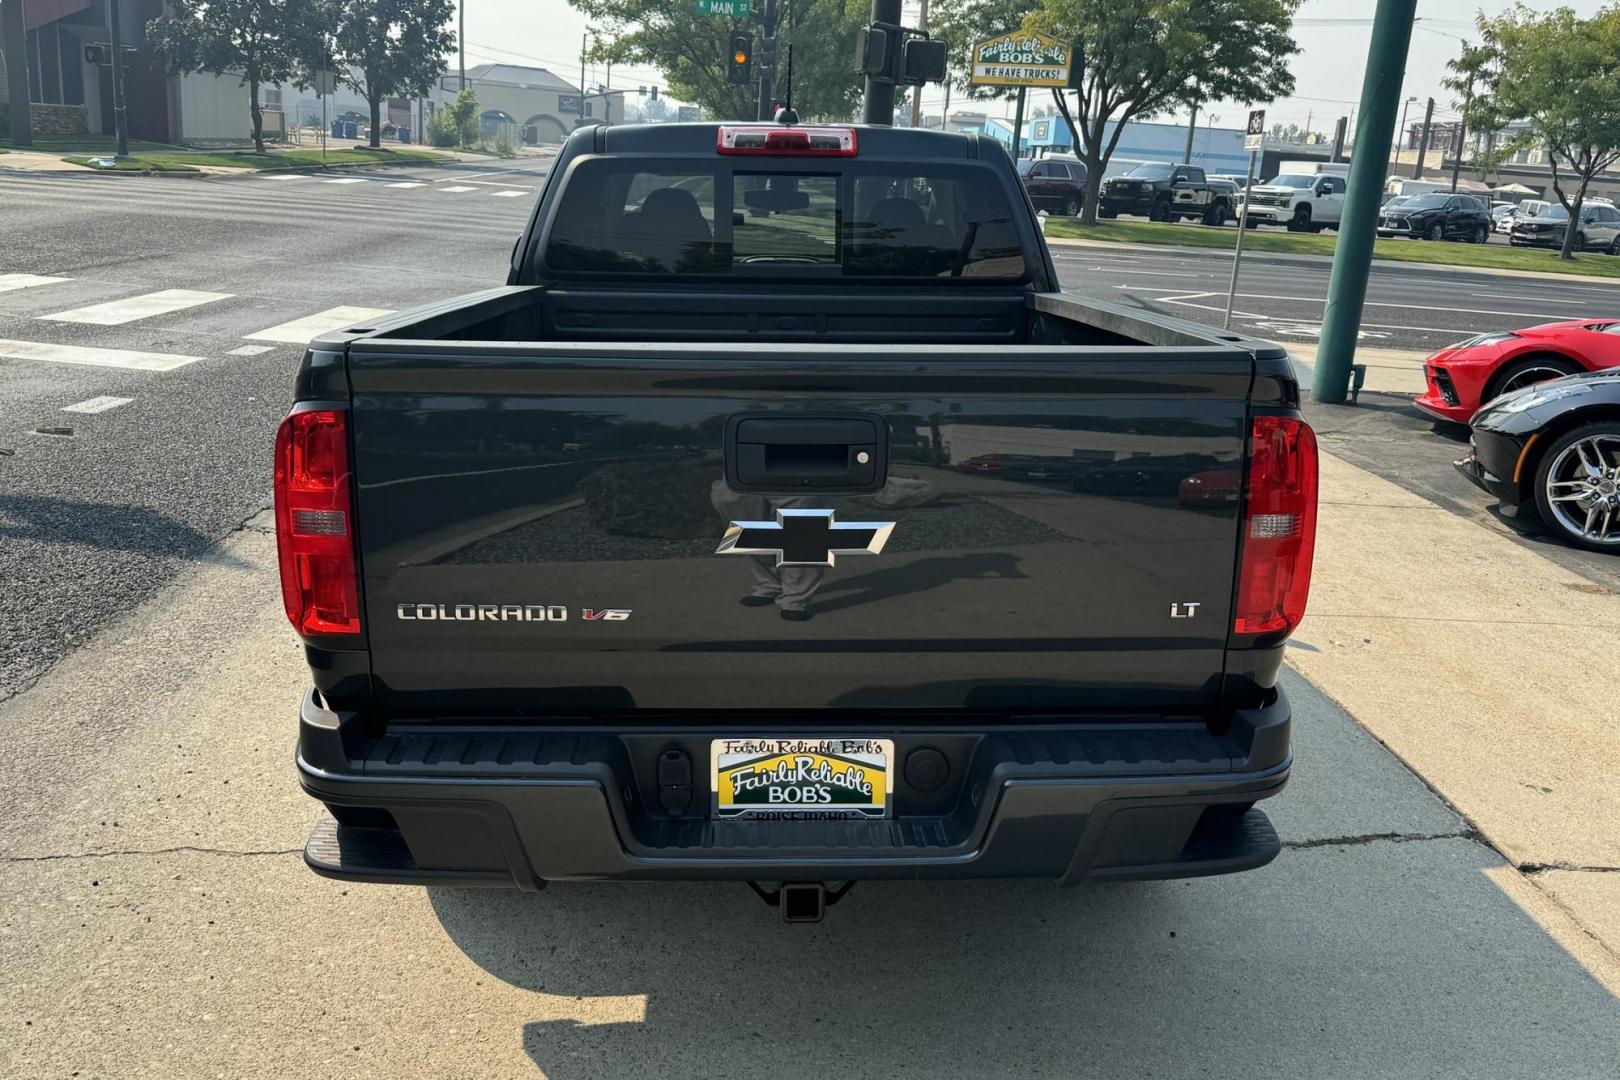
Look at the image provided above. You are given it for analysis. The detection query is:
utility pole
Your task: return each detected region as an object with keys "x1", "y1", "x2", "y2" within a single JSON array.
[
  {"x1": 1449, "y1": 74, "x2": 1474, "y2": 193},
  {"x1": 756, "y1": 0, "x2": 779, "y2": 122},
  {"x1": 459, "y1": 0, "x2": 466, "y2": 89},
  {"x1": 2, "y1": 0, "x2": 31, "y2": 145},
  {"x1": 941, "y1": 81, "x2": 950, "y2": 131},
  {"x1": 861, "y1": 0, "x2": 901, "y2": 124},
  {"x1": 1395, "y1": 95, "x2": 1415, "y2": 165},
  {"x1": 1184, "y1": 102, "x2": 1198, "y2": 164},
  {"x1": 908, "y1": 0, "x2": 929, "y2": 128},
  {"x1": 107, "y1": 0, "x2": 131, "y2": 157},
  {"x1": 1316, "y1": 0, "x2": 1419, "y2": 405},
  {"x1": 579, "y1": 32, "x2": 588, "y2": 126},
  {"x1": 1412, "y1": 96, "x2": 1434, "y2": 178}
]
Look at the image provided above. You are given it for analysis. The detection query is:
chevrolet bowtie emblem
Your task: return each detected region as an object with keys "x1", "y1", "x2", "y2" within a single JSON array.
[{"x1": 716, "y1": 508, "x2": 895, "y2": 567}]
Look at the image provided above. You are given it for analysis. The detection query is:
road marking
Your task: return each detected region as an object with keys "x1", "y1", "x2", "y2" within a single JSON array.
[
  {"x1": 0, "y1": 273, "x2": 71, "y2": 294},
  {"x1": 323, "y1": 177, "x2": 369, "y2": 185},
  {"x1": 260, "y1": 174, "x2": 310, "y2": 181},
  {"x1": 439, "y1": 185, "x2": 478, "y2": 193},
  {"x1": 387, "y1": 182, "x2": 425, "y2": 188},
  {"x1": 39, "y1": 288, "x2": 233, "y2": 326},
  {"x1": 61, "y1": 395, "x2": 134, "y2": 414},
  {"x1": 227, "y1": 344, "x2": 277, "y2": 356},
  {"x1": 0, "y1": 339, "x2": 200, "y2": 372},
  {"x1": 491, "y1": 190, "x2": 526, "y2": 197},
  {"x1": 1088, "y1": 267, "x2": 1203, "y2": 277},
  {"x1": 1467, "y1": 293, "x2": 1588, "y2": 305},
  {"x1": 245, "y1": 306, "x2": 395, "y2": 343}
]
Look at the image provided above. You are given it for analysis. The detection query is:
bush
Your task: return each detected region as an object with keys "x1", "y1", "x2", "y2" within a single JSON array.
[
  {"x1": 424, "y1": 110, "x2": 458, "y2": 148},
  {"x1": 448, "y1": 88, "x2": 480, "y2": 148},
  {"x1": 493, "y1": 127, "x2": 517, "y2": 158}
]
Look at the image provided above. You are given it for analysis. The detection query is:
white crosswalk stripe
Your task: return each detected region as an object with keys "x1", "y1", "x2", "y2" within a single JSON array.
[
  {"x1": 440, "y1": 185, "x2": 477, "y2": 193},
  {"x1": 388, "y1": 182, "x2": 425, "y2": 189},
  {"x1": 323, "y1": 177, "x2": 370, "y2": 185},
  {"x1": 0, "y1": 273, "x2": 72, "y2": 294},
  {"x1": 492, "y1": 190, "x2": 526, "y2": 197},
  {"x1": 0, "y1": 339, "x2": 201, "y2": 372},
  {"x1": 260, "y1": 175, "x2": 310, "y2": 181},
  {"x1": 227, "y1": 344, "x2": 277, "y2": 356},
  {"x1": 62, "y1": 396, "x2": 135, "y2": 414},
  {"x1": 244, "y1": 306, "x2": 395, "y2": 343},
  {"x1": 40, "y1": 288, "x2": 233, "y2": 326}
]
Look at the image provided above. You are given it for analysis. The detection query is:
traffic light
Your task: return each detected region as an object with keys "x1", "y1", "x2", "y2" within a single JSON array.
[{"x1": 727, "y1": 33, "x2": 752, "y2": 85}]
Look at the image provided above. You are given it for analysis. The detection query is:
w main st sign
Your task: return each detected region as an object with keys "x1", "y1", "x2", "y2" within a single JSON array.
[{"x1": 969, "y1": 31, "x2": 1074, "y2": 88}]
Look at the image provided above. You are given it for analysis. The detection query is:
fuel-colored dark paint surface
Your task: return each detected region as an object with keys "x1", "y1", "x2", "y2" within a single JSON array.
[{"x1": 344, "y1": 344, "x2": 1259, "y2": 714}]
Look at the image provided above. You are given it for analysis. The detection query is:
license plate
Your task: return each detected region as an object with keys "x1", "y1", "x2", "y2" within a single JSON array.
[{"x1": 711, "y1": 738, "x2": 893, "y2": 820}]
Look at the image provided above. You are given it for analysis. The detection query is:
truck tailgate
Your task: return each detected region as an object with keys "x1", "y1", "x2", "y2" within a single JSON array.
[{"x1": 345, "y1": 343, "x2": 1252, "y2": 713}]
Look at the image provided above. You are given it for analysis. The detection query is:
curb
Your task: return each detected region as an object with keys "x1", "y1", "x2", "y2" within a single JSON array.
[
  {"x1": 4, "y1": 153, "x2": 473, "y2": 179},
  {"x1": 1046, "y1": 235, "x2": 1620, "y2": 286}
]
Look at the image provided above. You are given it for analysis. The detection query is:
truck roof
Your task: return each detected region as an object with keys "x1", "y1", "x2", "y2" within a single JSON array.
[{"x1": 589, "y1": 121, "x2": 984, "y2": 160}]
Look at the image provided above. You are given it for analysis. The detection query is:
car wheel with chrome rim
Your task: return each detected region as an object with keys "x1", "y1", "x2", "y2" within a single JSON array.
[
  {"x1": 1533, "y1": 423, "x2": 1620, "y2": 552},
  {"x1": 1488, "y1": 355, "x2": 1580, "y2": 401}
]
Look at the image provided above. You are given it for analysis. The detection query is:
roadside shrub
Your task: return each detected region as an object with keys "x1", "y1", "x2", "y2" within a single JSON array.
[
  {"x1": 493, "y1": 127, "x2": 517, "y2": 158},
  {"x1": 424, "y1": 110, "x2": 458, "y2": 148}
]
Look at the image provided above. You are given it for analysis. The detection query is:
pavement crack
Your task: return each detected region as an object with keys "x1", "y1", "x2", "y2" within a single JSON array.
[
  {"x1": 1282, "y1": 829, "x2": 1481, "y2": 850},
  {"x1": 4, "y1": 845, "x2": 300, "y2": 863},
  {"x1": 1520, "y1": 862, "x2": 1620, "y2": 875}
]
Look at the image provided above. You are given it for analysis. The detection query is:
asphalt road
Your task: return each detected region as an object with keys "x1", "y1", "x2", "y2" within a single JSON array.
[
  {"x1": 1052, "y1": 240, "x2": 1620, "y2": 353},
  {"x1": 0, "y1": 157, "x2": 550, "y2": 700}
]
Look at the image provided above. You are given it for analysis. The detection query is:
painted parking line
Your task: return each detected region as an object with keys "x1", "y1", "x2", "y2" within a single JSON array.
[
  {"x1": 323, "y1": 177, "x2": 370, "y2": 185},
  {"x1": 227, "y1": 344, "x2": 277, "y2": 356},
  {"x1": 439, "y1": 186, "x2": 478, "y2": 193},
  {"x1": 0, "y1": 273, "x2": 72, "y2": 294},
  {"x1": 61, "y1": 395, "x2": 135, "y2": 414},
  {"x1": 39, "y1": 289, "x2": 233, "y2": 326},
  {"x1": 0, "y1": 339, "x2": 201, "y2": 372},
  {"x1": 491, "y1": 190, "x2": 527, "y2": 197},
  {"x1": 244, "y1": 306, "x2": 395, "y2": 343}
]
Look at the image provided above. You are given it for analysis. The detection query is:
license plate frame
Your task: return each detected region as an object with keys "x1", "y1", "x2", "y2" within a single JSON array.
[{"x1": 710, "y1": 737, "x2": 894, "y2": 821}]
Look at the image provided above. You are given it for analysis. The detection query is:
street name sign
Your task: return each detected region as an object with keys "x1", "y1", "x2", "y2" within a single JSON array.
[
  {"x1": 697, "y1": 0, "x2": 751, "y2": 15},
  {"x1": 969, "y1": 31, "x2": 1073, "y2": 88}
]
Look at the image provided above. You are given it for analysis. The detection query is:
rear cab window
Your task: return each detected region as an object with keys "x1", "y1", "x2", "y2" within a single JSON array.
[{"x1": 539, "y1": 154, "x2": 1031, "y2": 282}]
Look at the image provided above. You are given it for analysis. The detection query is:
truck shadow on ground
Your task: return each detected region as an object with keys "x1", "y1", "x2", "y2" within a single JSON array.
[
  {"x1": 428, "y1": 855, "x2": 1620, "y2": 1080},
  {"x1": 0, "y1": 494, "x2": 244, "y2": 565}
]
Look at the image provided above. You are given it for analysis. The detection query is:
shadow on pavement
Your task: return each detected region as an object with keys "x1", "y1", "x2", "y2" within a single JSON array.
[
  {"x1": 0, "y1": 494, "x2": 244, "y2": 565},
  {"x1": 428, "y1": 844, "x2": 1620, "y2": 1079}
]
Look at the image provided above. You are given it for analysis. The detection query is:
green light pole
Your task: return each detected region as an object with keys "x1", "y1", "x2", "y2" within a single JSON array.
[{"x1": 1314, "y1": 0, "x2": 1419, "y2": 404}]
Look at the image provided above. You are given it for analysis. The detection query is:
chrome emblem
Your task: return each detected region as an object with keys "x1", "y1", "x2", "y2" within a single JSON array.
[{"x1": 716, "y1": 508, "x2": 895, "y2": 567}]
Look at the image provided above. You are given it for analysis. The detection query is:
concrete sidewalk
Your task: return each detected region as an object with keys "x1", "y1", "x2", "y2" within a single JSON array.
[{"x1": 1290, "y1": 449, "x2": 1620, "y2": 955}]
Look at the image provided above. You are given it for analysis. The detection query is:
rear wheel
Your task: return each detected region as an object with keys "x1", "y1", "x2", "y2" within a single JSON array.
[
  {"x1": 1064, "y1": 194, "x2": 1081, "y2": 217},
  {"x1": 1100, "y1": 208, "x2": 1118, "y2": 219},
  {"x1": 1532, "y1": 423, "x2": 1620, "y2": 552},
  {"x1": 1203, "y1": 200, "x2": 1229, "y2": 226},
  {"x1": 1487, "y1": 355, "x2": 1580, "y2": 402},
  {"x1": 1428, "y1": 222, "x2": 1446, "y2": 242},
  {"x1": 1610, "y1": 237, "x2": 1620, "y2": 256},
  {"x1": 1474, "y1": 224, "x2": 1490, "y2": 244}
]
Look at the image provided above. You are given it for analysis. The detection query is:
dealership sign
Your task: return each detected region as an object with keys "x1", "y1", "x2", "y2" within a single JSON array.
[{"x1": 969, "y1": 31, "x2": 1073, "y2": 88}]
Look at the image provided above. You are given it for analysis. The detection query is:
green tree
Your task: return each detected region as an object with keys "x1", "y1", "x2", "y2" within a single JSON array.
[
  {"x1": 1033, "y1": 0, "x2": 1301, "y2": 224},
  {"x1": 145, "y1": 0, "x2": 316, "y2": 152},
  {"x1": 566, "y1": 0, "x2": 864, "y2": 121},
  {"x1": 1461, "y1": 4, "x2": 1620, "y2": 260},
  {"x1": 446, "y1": 87, "x2": 480, "y2": 148},
  {"x1": 329, "y1": 0, "x2": 456, "y2": 148}
]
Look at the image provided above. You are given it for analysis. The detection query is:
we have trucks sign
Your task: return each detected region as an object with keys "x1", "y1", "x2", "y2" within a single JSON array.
[{"x1": 969, "y1": 31, "x2": 1073, "y2": 88}]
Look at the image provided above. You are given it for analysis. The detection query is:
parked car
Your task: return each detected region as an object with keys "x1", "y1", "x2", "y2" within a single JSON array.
[
  {"x1": 1508, "y1": 202, "x2": 1620, "y2": 253},
  {"x1": 1491, "y1": 204, "x2": 1516, "y2": 233},
  {"x1": 1239, "y1": 169, "x2": 1347, "y2": 232},
  {"x1": 281, "y1": 119, "x2": 1313, "y2": 915},
  {"x1": 1415, "y1": 319, "x2": 1620, "y2": 424},
  {"x1": 1376, "y1": 192, "x2": 1493, "y2": 242},
  {"x1": 1099, "y1": 162, "x2": 1233, "y2": 224},
  {"x1": 1017, "y1": 156, "x2": 1088, "y2": 217},
  {"x1": 1458, "y1": 369, "x2": 1620, "y2": 552}
]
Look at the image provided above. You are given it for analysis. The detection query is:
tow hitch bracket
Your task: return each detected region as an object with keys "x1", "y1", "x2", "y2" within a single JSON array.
[{"x1": 746, "y1": 881, "x2": 855, "y2": 923}]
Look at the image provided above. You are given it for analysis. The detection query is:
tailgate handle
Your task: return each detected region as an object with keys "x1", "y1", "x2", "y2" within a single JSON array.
[{"x1": 725, "y1": 414, "x2": 887, "y2": 493}]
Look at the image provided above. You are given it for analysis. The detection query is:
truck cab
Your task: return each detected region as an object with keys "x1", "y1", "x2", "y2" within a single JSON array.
[{"x1": 1241, "y1": 165, "x2": 1348, "y2": 232}]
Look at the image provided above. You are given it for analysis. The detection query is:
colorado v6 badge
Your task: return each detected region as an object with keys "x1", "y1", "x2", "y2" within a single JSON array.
[{"x1": 715, "y1": 508, "x2": 894, "y2": 567}]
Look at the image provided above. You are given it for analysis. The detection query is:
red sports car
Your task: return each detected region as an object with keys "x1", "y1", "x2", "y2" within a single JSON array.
[{"x1": 1416, "y1": 320, "x2": 1620, "y2": 423}]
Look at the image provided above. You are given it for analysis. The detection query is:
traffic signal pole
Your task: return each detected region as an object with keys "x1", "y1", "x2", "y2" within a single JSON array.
[
  {"x1": 756, "y1": 0, "x2": 779, "y2": 121},
  {"x1": 107, "y1": 0, "x2": 131, "y2": 157},
  {"x1": 861, "y1": 0, "x2": 901, "y2": 125},
  {"x1": 1314, "y1": 0, "x2": 1419, "y2": 404},
  {"x1": 2, "y1": 0, "x2": 32, "y2": 145}
]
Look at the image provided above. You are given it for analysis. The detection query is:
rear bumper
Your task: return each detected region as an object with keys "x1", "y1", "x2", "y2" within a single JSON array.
[{"x1": 296, "y1": 689, "x2": 1292, "y2": 888}]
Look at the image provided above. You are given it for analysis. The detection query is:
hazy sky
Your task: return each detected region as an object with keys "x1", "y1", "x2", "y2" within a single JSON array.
[{"x1": 459, "y1": 0, "x2": 1613, "y2": 132}]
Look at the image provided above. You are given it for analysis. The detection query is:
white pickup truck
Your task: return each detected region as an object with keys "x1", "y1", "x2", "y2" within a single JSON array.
[{"x1": 1240, "y1": 163, "x2": 1348, "y2": 232}]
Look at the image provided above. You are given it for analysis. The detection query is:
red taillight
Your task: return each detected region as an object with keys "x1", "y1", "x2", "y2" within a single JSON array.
[
  {"x1": 274, "y1": 407, "x2": 361, "y2": 636},
  {"x1": 1233, "y1": 416, "x2": 1318, "y2": 636},
  {"x1": 716, "y1": 125, "x2": 858, "y2": 156}
]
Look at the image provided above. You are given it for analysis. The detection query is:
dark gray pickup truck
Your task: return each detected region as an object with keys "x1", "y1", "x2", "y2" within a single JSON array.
[{"x1": 279, "y1": 121, "x2": 1317, "y2": 921}]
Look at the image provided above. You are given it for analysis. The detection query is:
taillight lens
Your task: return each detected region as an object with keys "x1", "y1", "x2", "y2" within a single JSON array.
[
  {"x1": 1234, "y1": 416, "x2": 1318, "y2": 636},
  {"x1": 274, "y1": 407, "x2": 361, "y2": 636}
]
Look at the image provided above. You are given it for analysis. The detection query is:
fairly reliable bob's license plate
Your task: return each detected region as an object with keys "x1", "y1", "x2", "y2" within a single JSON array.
[{"x1": 711, "y1": 738, "x2": 894, "y2": 820}]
